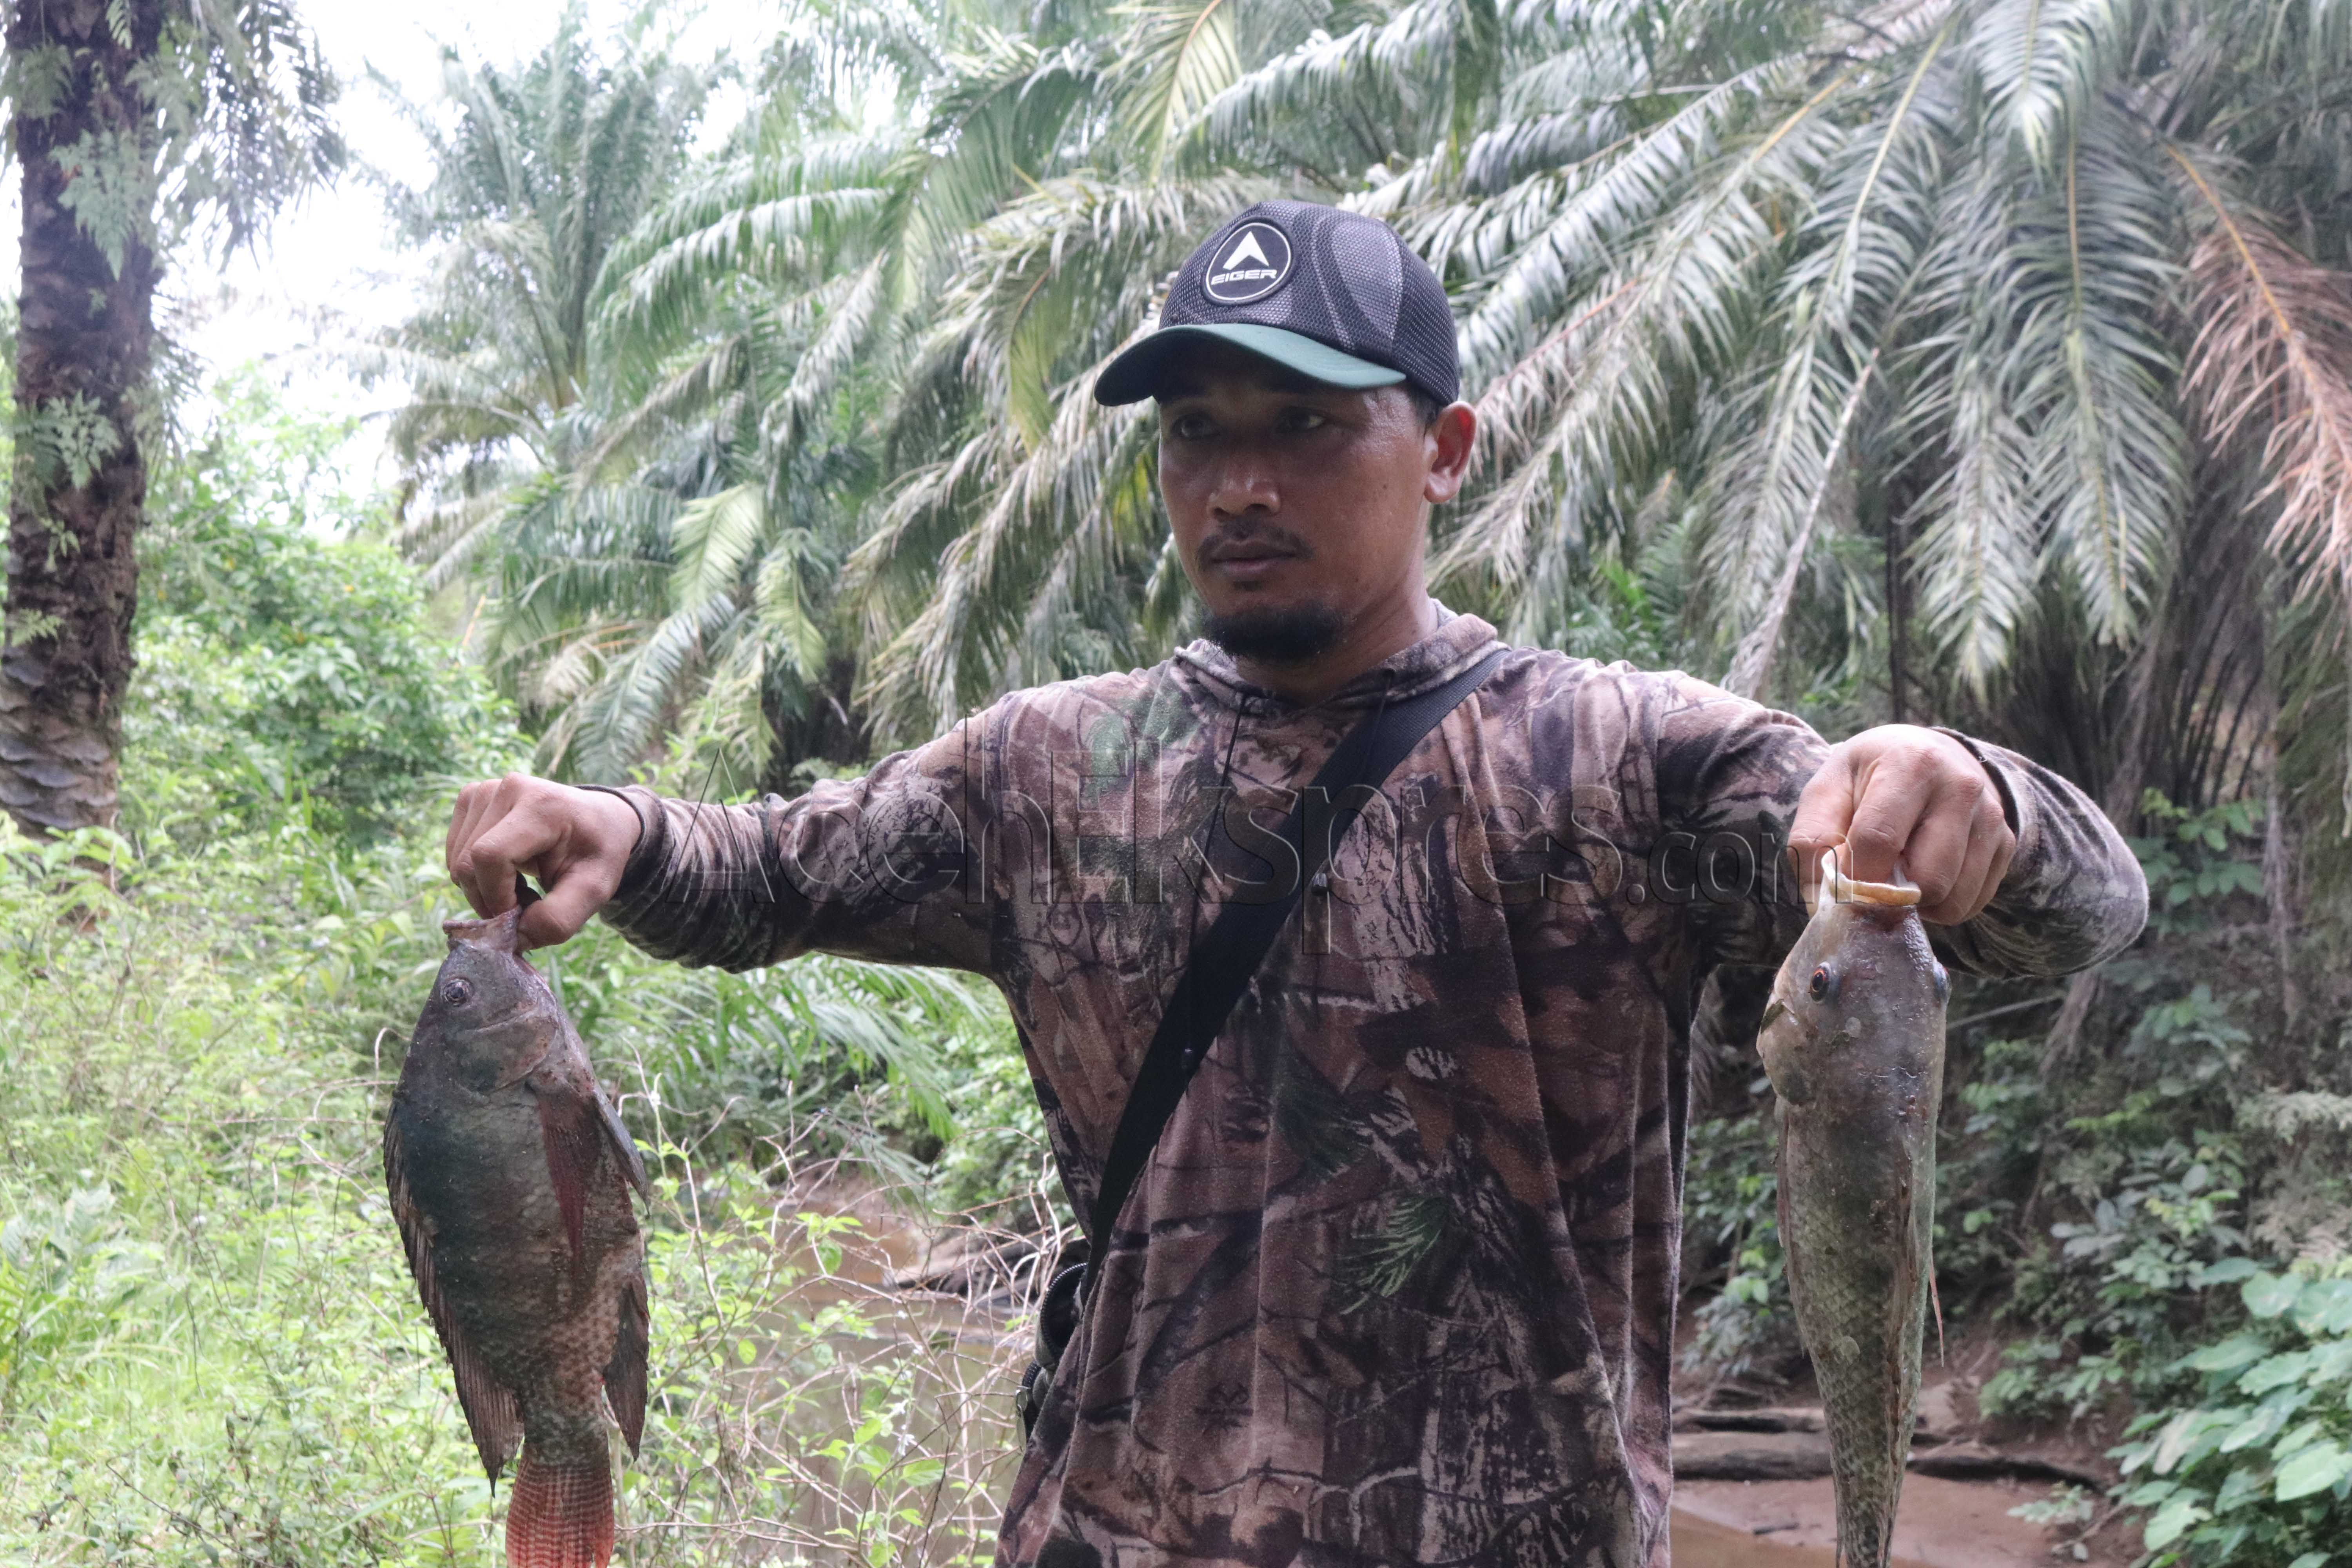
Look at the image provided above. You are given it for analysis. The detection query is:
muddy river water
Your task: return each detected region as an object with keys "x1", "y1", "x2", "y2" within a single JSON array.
[
  {"x1": 1670, "y1": 1471, "x2": 2119, "y2": 1567},
  {"x1": 1672, "y1": 1510, "x2": 1887, "y2": 1566}
]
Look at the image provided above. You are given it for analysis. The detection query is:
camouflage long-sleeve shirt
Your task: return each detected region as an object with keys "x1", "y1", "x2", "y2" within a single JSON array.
[{"x1": 597, "y1": 608, "x2": 2146, "y2": 1568}]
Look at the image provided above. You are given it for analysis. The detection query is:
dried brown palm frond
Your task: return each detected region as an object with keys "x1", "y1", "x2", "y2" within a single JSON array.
[
  {"x1": 2174, "y1": 153, "x2": 2352, "y2": 612},
  {"x1": 2174, "y1": 155, "x2": 2352, "y2": 829}
]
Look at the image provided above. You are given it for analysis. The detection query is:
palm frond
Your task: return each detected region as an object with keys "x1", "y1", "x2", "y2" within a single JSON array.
[
  {"x1": 1435, "y1": 59, "x2": 1852, "y2": 626},
  {"x1": 1112, "y1": 0, "x2": 1243, "y2": 169},
  {"x1": 2035, "y1": 120, "x2": 2183, "y2": 643},
  {"x1": 669, "y1": 483, "x2": 769, "y2": 612},
  {"x1": 2175, "y1": 152, "x2": 2352, "y2": 603},
  {"x1": 1967, "y1": 0, "x2": 2147, "y2": 176}
]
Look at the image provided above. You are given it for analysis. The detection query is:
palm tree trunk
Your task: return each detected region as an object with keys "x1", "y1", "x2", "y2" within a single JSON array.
[{"x1": 0, "y1": 0, "x2": 165, "y2": 835}]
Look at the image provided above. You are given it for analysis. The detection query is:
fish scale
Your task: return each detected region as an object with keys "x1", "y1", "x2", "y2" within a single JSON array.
[{"x1": 1755, "y1": 853, "x2": 1948, "y2": 1568}]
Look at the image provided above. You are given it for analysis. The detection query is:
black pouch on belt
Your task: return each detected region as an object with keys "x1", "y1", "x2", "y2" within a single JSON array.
[{"x1": 1012, "y1": 649, "x2": 1504, "y2": 1443}]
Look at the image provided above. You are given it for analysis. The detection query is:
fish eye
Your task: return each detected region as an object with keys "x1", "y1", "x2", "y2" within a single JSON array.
[
  {"x1": 1808, "y1": 966, "x2": 1834, "y2": 1002},
  {"x1": 438, "y1": 977, "x2": 474, "y2": 1007}
]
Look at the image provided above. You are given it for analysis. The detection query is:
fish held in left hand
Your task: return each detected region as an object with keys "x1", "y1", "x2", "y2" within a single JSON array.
[{"x1": 384, "y1": 902, "x2": 650, "y2": 1568}]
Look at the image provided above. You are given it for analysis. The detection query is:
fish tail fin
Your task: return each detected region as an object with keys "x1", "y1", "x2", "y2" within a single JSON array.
[{"x1": 506, "y1": 1446, "x2": 614, "y2": 1568}]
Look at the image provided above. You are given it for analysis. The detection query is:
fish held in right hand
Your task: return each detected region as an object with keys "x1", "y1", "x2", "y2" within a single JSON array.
[
  {"x1": 383, "y1": 904, "x2": 649, "y2": 1568},
  {"x1": 1756, "y1": 851, "x2": 1949, "y2": 1568}
]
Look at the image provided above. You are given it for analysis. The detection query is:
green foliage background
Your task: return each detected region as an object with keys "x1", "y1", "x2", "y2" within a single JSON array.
[
  {"x1": 0, "y1": 379, "x2": 1052, "y2": 1564},
  {"x1": 13, "y1": 0, "x2": 2352, "y2": 1560}
]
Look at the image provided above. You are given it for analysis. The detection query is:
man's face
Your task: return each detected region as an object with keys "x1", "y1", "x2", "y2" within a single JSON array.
[{"x1": 1155, "y1": 343, "x2": 1469, "y2": 666}]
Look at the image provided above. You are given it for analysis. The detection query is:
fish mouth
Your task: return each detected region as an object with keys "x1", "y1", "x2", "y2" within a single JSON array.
[{"x1": 459, "y1": 999, "x2": 542, "y2": 1033}]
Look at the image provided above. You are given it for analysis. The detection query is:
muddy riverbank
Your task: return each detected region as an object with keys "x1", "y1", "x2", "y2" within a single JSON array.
[
  {"x1": 778, "y1": 1174, "x2": 2143, "y2": 1564},
  {"x1": 1672, "y1": 1471, "x2": 2133, "y2": 1566}
]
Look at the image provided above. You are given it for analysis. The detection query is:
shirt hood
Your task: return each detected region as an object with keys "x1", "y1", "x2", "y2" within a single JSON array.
[{"x1": 1171, "y1": 602, "x2": 1504, "y2": 712}]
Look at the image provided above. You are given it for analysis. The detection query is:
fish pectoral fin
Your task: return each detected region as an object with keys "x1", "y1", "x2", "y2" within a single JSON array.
[
  {"x1": 530, "y1": 1078, "x2": 604, "y2": 1265},
  {"x1": 384, "y1": 1115, "x2": 523, "y2": 1481},
  {"x1": 1775, "y1": 1142, "x2": 1806, "y2": 1312},
  {"x1": 1929, "y1": 1263, "x2": 1947, "y2": 1367},
  {"x1": 1759, "y1": 998, "x2": 1787, "y2": 1034},
  {"x1": 594, "y1": 1087, "x2": 649, "y2": 1197},
  {"x1": 604, "y1": 1269, "x2": 650, "y2": 1457}
]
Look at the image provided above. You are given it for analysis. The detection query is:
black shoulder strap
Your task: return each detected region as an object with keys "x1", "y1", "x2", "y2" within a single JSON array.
[{"x1": 1088, "y1": 647, "x2": 1508, "y2": 1247}]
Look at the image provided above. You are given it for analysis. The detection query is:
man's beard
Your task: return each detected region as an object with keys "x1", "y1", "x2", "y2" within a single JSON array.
[{"x1": 1203, "y1": 603, "x2": 1347, "y2": 666}]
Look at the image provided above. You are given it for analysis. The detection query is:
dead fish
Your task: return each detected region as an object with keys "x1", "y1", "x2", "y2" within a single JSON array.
[
  {"x1": 1755, "y1": 851, "x2": 1949, "y2": 1568},
  {"x1": 385, "y1": 901, "x2": 650, "y2": 1568}
]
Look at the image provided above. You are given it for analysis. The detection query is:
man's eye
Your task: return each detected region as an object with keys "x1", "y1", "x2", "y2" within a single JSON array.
[
  {"x1": 1281, "y1": 409, "x2": 1328, "y2": 432},
  {"x1": 1169, "y1": 414, "x2": 1214, "y2": 439}
]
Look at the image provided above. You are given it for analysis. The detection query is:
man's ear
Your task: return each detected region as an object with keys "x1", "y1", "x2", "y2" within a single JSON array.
[{"x1": 1423, "y1": 403, "x2": 1477, "y2": 505}]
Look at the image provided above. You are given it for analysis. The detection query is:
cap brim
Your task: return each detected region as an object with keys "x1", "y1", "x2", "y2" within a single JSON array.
[{"x1": 1093, "y1": 323, "x2": 1408, "y2": 406}]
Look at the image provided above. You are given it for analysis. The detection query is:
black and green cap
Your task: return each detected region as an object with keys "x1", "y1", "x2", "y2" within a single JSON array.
[{"x1": 1094, "y1": 200, "x2": 1460, "y2": 407}]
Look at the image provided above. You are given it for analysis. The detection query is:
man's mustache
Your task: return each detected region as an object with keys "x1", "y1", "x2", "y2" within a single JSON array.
[{"x1": 1199, "y1": 523, "x2": 1316, "y2": 561}]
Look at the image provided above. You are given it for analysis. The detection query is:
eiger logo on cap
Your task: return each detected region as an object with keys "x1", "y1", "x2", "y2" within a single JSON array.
[{"x1": 1202, "y1": 221, "x2": 1293, "y2": 305}]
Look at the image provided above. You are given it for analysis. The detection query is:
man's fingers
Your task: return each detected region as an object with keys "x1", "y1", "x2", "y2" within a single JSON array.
[
  {"x1": 445, "y1": 783, "x2": 479, "y2": 873},
  {"x1": 462, "y1": 829, "x2": 543, "y2": 917},
  {"x1": 1946, "y1": 796, "x2": 2017, "y2": 925},
  {"x1": 449, "y1": 799, "x2": 514, "y2": 918},
  {"x1": 1788, "y1": 755, "x2": 1858, "y2": 900},
  {"x1": 1791, "y1": 729, "x2": 2018, "y2": 918},
  {"x1": 450, "y1": 778, "x2": 555, "y2": 918},
  {"x1": 1840, "y1": 763, "x2": 1933, "y2": 886},
  {"x1": 520, "y1": 861, "x2": 621, "y2": 951},
  {"x1": 1896, "y1": 773, "x2": 1980, "y2": 911},
  {"x1": 1984, "y1": 807, "x2": 2018, "y2": 909},
  {"x1": 446, "y1": 784, "x2": 499, "y2": 913},
  {"x1": 446, "y1": 776, "x2": 638, "y2": 944},
  {"x1": 1924, "y1": 805, "x2": 2000, "y2": 925}
]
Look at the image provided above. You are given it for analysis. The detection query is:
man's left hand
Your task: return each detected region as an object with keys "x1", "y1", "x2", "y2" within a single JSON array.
[{"x1": 1788, "y1": 724, "x2": 2016, "y2": 926}]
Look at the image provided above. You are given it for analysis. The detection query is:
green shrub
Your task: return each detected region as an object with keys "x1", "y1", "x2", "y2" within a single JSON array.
[
  {"x1": 0, "y1": 797, "x2": 1049, "y2": 1564},
  {"x1": 1680, "y1": 1106, "x2": 1796, "y2": 1379},
  {"x1": 0, "y1": 373, "x2": 1051, "y2": 1562},
  {"x1": 127, "y1": 371, "x2": 517, "y2": 847},
  {"x1": 2116, "y1": 1265, "x2": 2352, "y2": 1566},
  {"x1": 1674, "y1": 788, "x2": 2326, "y2": 1568}
]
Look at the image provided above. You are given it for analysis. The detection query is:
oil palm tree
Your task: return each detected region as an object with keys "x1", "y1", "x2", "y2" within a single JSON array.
[
  {"x1": 0, "y1": 0, "x2": 341, "y2": 835},
  {"x1": 535, "y1": 13, "x2": 1101, "y2": 784},
  {"x1": 376, "y1": 9, "x2": 704, "y2": 594},
  {"x1": 403, "y1": 0, "x2": 2352, "y2": 843},
  {"x1": 889, "y1": 0, "x2": 2352, "y2": 829},
  {"x1": 426, "y1": 0, "x2": 1284, "y2": 779}
]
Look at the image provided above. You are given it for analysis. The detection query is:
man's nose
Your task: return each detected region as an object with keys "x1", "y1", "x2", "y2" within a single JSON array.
[{"x1": 1206, "y1": 450, "x2": 1279, "y2": 519}]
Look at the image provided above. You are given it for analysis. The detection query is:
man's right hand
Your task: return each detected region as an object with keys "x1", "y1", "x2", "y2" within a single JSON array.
[{"x1": 446, "y1": 773, "x2": 644, "y2": 949}]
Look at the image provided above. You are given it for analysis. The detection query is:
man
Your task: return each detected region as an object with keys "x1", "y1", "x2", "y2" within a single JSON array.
[{"x1": 445, "y1": 201, "x2": 2146, "y2": 1567}]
